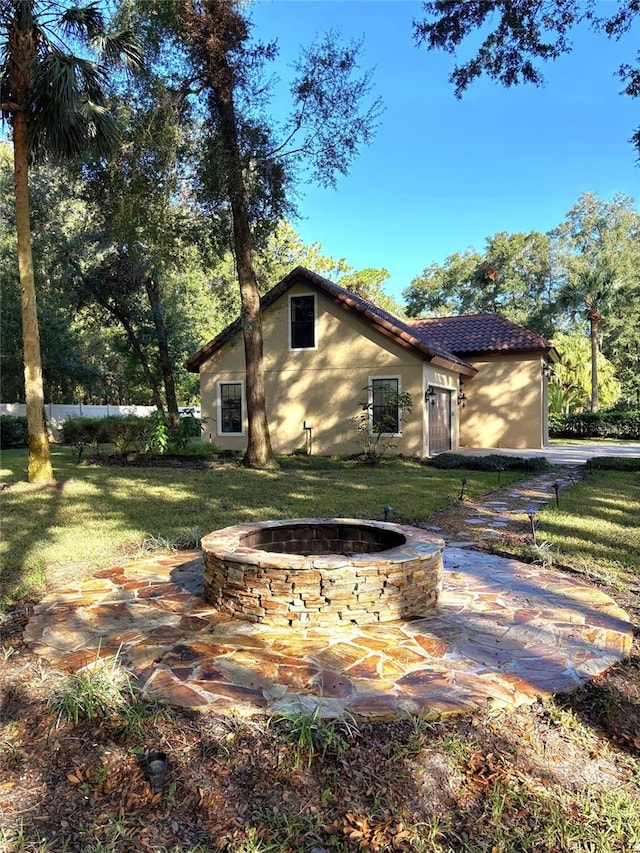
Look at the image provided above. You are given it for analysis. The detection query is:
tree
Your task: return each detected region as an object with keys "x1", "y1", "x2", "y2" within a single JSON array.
[
  {"x1": 414, "y1": 1, "x2": 640, "y2": 159},
  {"x1": 550, "y1": 331, "x2": 621, "y2": 413},
  {"x1": 75, "y1": 250, "x2": 167, "y2": 411},
  {"x1": 554, "y1": 192, "x2": 640, "y2": 407},
  {"x1": 567, "y1": 266, "x2": 619, "y2": 413},
  {"x1": 81, "y1": 74, "x2": 209, "y2": 427},
  {"x1": 0, "y1": 0, "x2": 140, "y2": 482},
  {"x1": 404, "y1": 230, "x2": 557, "y2": 336},
  {"x1": 174, "y1": 0, "x2": 380, "y2": 468}
]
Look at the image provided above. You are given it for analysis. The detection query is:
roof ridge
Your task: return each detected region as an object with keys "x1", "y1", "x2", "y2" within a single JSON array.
[{"x1": 185, "y1": 267, "x2": 552, "y2": 372}]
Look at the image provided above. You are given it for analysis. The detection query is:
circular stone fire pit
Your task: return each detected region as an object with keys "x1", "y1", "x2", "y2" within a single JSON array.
[{"x1": 201, "y1": 518, "x2": 444, "y2": 627}]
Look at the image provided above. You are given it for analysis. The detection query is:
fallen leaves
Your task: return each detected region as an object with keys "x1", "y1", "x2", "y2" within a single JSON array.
[
  {"x1": 66, "y1": 766, "x2": 89, "y2": 786},
  {"x1": 342, "y1": 811, "x2": 414, "y2": 850}
]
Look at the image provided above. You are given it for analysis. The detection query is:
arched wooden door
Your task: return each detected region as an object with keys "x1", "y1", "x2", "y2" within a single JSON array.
[{"x1": 428, "y1": 388, "x2": 452, "y2": 455}]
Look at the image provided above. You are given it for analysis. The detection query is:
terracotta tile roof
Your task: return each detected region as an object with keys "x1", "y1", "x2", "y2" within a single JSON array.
[
  {"x1": 186, "y1": 267, "x2": 478, "y2": 375},
  {"x1": 407, "y1": 314, "x2": 554, "y2": 356}
]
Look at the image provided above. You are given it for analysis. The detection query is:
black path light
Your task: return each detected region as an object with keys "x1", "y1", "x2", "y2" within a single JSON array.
[
  {"x1": 553, "y1": 481, "x2": 560, "y2": 507},
  {"x1": 382, "y1": 505, "x2": 394, "y2": 521},
  {"x1": 496, "y1": 464, "x2": 504, "y2": 485},
  {"x1": 146, "y1": 750, "x2": 168, "y2": 795},
  {"x1": 459, "y1": 477, "x2": 467, "y2": 501}
]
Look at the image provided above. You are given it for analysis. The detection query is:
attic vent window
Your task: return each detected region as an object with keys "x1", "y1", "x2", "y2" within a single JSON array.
[{"x1": 290, "y1": 294, "x2": 316, "y2": 350}]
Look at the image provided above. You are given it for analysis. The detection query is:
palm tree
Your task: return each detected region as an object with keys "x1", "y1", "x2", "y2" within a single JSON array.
[
  {"x1": 0, "y1": 1, "x2": 140, "y2": 482},
  {"x1": 575, "y1": 265, "x2": 619, "y2": 413}
]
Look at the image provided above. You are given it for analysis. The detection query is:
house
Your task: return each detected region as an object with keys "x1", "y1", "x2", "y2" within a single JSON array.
[{"x1": 185, "y1": 266, "x2": 557, "y2": 457}]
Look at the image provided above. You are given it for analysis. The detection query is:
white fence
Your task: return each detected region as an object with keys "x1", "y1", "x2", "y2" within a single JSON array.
[{"x1": 1, "y1": 402, "x2": 156, "y2": 441}]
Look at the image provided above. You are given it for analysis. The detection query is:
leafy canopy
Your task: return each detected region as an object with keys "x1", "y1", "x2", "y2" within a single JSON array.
[{"x1": 414, "y1": 1, "x2": 640, "y2": 158}]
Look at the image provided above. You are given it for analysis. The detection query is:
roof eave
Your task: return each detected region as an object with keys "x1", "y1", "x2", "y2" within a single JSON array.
[{"x1": 459, "y1": 344, "x2": 557, "y2": 360}]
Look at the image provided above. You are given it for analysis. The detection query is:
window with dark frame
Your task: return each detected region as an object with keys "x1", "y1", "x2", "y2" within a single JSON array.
[
  {"x1": 371, "y1": 378, "x2": 400, "y2": 434},
  {"x1": 290, "y1": 294, "x2": 315, "y2": 349},
  {"x1": 220, "y1": 383, "x2": 242, "y2": 434}
]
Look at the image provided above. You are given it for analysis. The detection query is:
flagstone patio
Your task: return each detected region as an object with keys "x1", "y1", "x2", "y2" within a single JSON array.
[{"x1": 24, "y1": 543, "x2": 632, "y2": 720}]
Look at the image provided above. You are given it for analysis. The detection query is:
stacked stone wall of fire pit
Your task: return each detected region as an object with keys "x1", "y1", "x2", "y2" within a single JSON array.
[{"x1": 201, "y1": 518, "x2": 444, "y2": 627}]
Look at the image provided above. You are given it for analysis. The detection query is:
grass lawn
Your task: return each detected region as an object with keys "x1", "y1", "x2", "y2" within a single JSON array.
[
  {"x1": 0, "y1": 450, "x2": 638, "y2": 852},
  {"x1": 1, "y1": 447, "x2": 522, "y2": 606},
  {"x1": 537, "y1": 470, "x2": 640, "y2": 584}
]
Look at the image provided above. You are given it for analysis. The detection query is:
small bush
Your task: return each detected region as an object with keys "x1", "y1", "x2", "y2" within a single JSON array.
[
  {"x1": 427, "y1": 453, "x2": 551, "y2": 473},
  {"x1": 62, "y1": 417, "x2": 111, "y2": 461},
  {"x1": 62, "y1": 415, "x2": 152, "y2": 458},
  {"x1": 178, "y1": 412, "x2": 201, "y2": 438},
  {"x1": 587, "y1": 456, "x2": 640, "y2": 472},
  {"x1": 549, "y1": 409, "x2": 640, "y2": 440},
  {"x1": 104, "y1": 415, "x2": 150, "y2": 454},
  {"x1": 0, "y1": 415, "x2": 28, "y2": 448}
]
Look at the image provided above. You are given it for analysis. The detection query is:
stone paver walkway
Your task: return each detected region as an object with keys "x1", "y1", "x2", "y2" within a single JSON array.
[
  {"x1": 25, "y1": 467, "x2": 632, "y2": 719},
  {"x1": 423, "y1": 467, "x2": 584, "y2": 547}
]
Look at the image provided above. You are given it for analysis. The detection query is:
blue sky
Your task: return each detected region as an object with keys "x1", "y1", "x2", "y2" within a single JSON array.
[{"x1": 251, "y1": 0, "x2": 640, "y2": 301}]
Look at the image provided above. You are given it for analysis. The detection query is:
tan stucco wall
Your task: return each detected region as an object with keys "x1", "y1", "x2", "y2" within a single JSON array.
[
  {"x1": 459, "y1": 354, "x2": 545, "y2": 449},
  {"x1": 199, "y1": 284, "x2": 434, "y2": 456}
]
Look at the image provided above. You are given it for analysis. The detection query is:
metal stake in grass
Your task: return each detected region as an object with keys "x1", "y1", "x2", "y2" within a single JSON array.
[{"x1": 459, "y1": 478, "x2": 467, "y2": 501}]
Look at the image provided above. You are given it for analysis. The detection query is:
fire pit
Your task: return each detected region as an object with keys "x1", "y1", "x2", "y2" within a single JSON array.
[{"x1": 201, "y1": 518, "x2": 444, "y2": 627}]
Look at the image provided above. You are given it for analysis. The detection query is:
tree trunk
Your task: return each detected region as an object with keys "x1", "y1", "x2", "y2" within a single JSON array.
[
  {"x1": 212, "y1": 85, "x2": 273, "y2": 467},
  {"x1": 13, "y1": 110, "x2": 54, "y2": 484},
  {"x1": 144, "y1": 276, "x2": 180, "y2": 428},
  {"x1": 184, "y1": 0, "x2": 273, "y2": 467},
  {"x1": 588, "y1": 308, "x2": 601, "y2": 413}
]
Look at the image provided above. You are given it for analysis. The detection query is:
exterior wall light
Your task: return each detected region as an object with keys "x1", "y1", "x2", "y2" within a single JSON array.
[
  {"x1": 457, "y1": 382, "x2": 467, "y2": 407},
  {"x1": 542, "y1": 363, "x2": 553, "y2": 379},
  {"x1": 425, "y1": 386, "x2": 437, "y2": 405}
]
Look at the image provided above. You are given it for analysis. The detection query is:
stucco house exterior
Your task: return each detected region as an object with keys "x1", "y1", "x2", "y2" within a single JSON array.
[{"x1": 185, "y1": 266, "x2": 557, "y2": 457}]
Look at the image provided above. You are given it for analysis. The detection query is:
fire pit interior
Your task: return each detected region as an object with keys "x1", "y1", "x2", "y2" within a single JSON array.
[{"x1": 202, "y1": 518, "x2": 444, "y2": 627}]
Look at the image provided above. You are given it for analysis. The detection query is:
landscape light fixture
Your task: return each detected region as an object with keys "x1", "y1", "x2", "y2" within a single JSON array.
[
  {"x1": 382, "y1": 504, "x2": 394, "y2": 521},
  {"x1": 145, "y1": 750, "x2": 167, "y2": 795}
]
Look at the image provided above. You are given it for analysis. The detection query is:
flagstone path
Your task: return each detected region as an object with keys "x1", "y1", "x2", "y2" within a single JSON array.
[{"x1": 24, "y1": 468, "x2": 633, "y2": 719}]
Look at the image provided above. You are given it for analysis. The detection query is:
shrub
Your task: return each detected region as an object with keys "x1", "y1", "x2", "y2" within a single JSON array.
[
  {"x1": 62, "y1": 415, "x2": 151, "y2": 459},
  {"x1": 427, "y1": 453, "x2": 552, "y2": 473},
  {"x1": 549, "y1": 409, "x2": 640, "y2": 440},
  {"x1": 178, "y1": 412, "x2": 201, "y2": 438},
  {"x1": 62, "y1": 417, "x2": 110, "y2": 461},
  {"x1": 103, "y1": 415, "x2": 150, "y2": 454},
  {"x1": 587, "y1": 456, "x2": 640, "y2": 472},
  {"x1": 0, "y1": 415, "x2": 28, "y2": 449}
]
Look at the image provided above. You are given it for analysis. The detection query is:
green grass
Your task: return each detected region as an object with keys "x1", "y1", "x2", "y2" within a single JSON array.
[
  {"x1": 536, "y1": 470, "x2": 640, "y2": 579},
  {"x1": 0, "y1": 447, "x2": 522, "y2": 607},
  {"x1": 47, "y1": 650, "x2": 137, "y2": 730}
]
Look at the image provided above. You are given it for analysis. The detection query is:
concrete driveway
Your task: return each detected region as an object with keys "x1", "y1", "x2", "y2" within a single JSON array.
[{"x1": 455, "y1": 442, "x2": 640, "y2": 465}]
